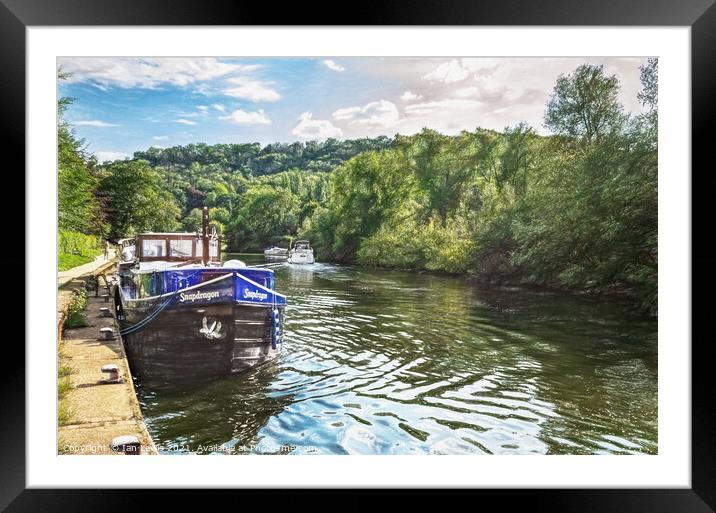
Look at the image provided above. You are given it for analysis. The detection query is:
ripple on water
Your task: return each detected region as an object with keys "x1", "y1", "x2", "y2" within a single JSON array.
[{"x1": 139, "y1": 257, "x2": 658, "y2": 455}]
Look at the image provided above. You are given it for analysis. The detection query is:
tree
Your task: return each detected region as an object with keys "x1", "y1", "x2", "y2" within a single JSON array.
[
  {"x1": 544, "y1": 64, "x2": 624, "y2": 144},
  {"x1": 227, "y1": 186, "x2": 299, "y2": 251},
  {"x1": 98, "y1": 160, "x2": 180, "y2": 239},
  {"x1": 637, "y1": 58, "x2": 658, "y2": 111},
  {"x1": 57, "y1": 90, "x2": 105, "y2": 235},
  {"x1": 181, "y1": 208, "x2": 204, "y2": 232},
  {"x1": 498, "y1": 123, "x2": 536, "y2": 196}
]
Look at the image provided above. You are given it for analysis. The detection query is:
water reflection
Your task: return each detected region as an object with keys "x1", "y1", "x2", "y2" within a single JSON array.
[{"x1": 138, "y1": 254, "x2": 657, "y2": 455}]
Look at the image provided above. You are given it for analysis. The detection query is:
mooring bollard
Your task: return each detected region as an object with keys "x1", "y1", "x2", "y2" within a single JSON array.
[
  {"x1": 99, "y1": 307, "x2": 112, "y2": 318},
  {"x1": 100, "y1": 364, "x2": 120, "y2": 382},
  {"x1": 99, "y1": 327, "x2": 115, "y2": 340},
  {"x1": 110, "y1": 435, "x2": 141, "y2": 455}
]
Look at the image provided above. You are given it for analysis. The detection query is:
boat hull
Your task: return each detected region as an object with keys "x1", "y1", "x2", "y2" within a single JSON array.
[
  {"x1": 287, "y1": 253, "x2": 315, "y2": 264},
  {"x1": 114, "y1": 267, "x2": 285, "y2": 387},
  {"x1": 120, "y1": 301, "x2": 281, "y2": 386}
]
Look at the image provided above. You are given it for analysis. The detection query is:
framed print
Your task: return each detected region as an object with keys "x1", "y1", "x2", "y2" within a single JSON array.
[{"x1": 4, "y1": 0, "x2": 714, "y2": 510}]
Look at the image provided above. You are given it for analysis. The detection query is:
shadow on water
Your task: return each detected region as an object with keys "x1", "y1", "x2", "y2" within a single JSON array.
[{"x1": 137, "y1": 253, "x2": 657, "y2": 455}]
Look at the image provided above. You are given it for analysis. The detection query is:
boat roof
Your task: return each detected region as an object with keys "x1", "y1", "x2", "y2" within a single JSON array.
[
  {"x1": 133, "y1": 261, "x2": 274, "y2": 273},
  {"x1": 138, "y1": 232, "x2": 199, "y2": 236}
]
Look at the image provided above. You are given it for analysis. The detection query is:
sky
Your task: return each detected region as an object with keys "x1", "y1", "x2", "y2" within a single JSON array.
[{"x1": 57, "y1": 56, "x2": 650, "y2": 162}]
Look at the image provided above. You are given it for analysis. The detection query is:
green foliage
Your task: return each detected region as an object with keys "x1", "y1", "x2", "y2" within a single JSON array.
[
  {"x1": 58, "y1": 96, "x2": 106, "y2": 235},
  {"x1": 58, "y1": 403, "x2": 72, "y2": 427},
  {"x1": 58, "y1": 368, "x2": 74, "y2": 397},
  {"x1": 228, "y1": 185, "x2": 300, "y2": 251},
  {"x1": 181, "y1": 208, "x2": 204, "y2": 232},
  {"x1": 64, "y1": 288, "x2": 89, "y2": 329},
  {"x1": 58, "y1": 253, "x2": 97, "y2": 272},
  {"x1": 58, "y1": 363, "x2": 75, "y2": 426},
  {"x1": 544, "y1": 64, "x2": 624, "y2": 145},
  {"x1": 58, "y1": 229, "x2": 102, "y2": 271},
  {"x1": 98, "y1": 160, "x2": 181, "y2": 239},
  {"x1": 133, "y1": 137, "x2": 393, "y2": 176},
  {"x1": 357, "y1": 218, "x2": 474, "y2": 273},
  {"x1": 301, "y1": 63, "x2": 657, "y2": 313},
  {"x1": 638, "y1": 58, "x2": 658, "y2": 111}
]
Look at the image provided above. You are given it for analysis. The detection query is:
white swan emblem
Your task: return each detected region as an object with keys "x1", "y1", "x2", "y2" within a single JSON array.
[{"x1": 199, "y1": 316, "x2": 223, "y2": 340}]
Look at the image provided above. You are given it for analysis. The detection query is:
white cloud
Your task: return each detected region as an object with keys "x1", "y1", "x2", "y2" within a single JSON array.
[
  {"x1": 460, "y1": 58, "x2": 502, "y2": 74},
  {"x1": 153, "y1": 135, "x2": 169, "y2": 141},
  {"x1": 400, "y1": 90, "x2": 423, "y2": 101},
  {"x1": 348, "y1": 100, "x2": 399, "y2": 128},
  {"x1": 74, "y1": 119, "x2": 120, "y2": 127},
  {"x1": 332, "y1": 100, "x2": 399, "y2": 129},
  {"x1": 58, "y1": 57, "x2": 249, "y2": 89},
  {"x1": 62, "y1": 57, "x2": 648, "y2": 146},
  {"x1": 95, "y1": 151, "x2": 129, "y2": 162},
  {"x1": 332, "y1": 106, "x2": 361, "y2": 121},
  {"x1": 451, "y1": 86, "x2": 479, "y2": 98},
  {"x1": 292, "y1": 112, "x2": 343, "y2": 141},
  {"x1": 197, "y1": 105, "x2": 209, "y2": 113},
  {"x1": 223, "y1": 77, "x2": 280, "y2": 102},
  {"x1": 174, "y1": 118, "x2": 197, "y2": 125},
  {"x1": 422, "y1": 59, "x2": 472, "y2": 83},
  {"x1": 404, "y1": 98, "x2": 483, "y2": 117},
  {"x1": 322, "y1": 59, "x2": 345, "y2": 72},
  {"x1": 220, "y1": 109, "x2": 271, "y2": 125}
]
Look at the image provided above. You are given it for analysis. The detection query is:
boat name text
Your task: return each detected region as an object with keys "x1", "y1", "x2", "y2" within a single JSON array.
[
  {"x1": 243, "y1": 289, "x2": 269, "y2": 301},
  {"x1": 179, "y1": 290, "x2": 220, "y2": 303}
]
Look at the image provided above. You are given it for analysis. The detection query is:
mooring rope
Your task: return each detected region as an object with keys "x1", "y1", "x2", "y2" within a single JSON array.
[
  {"x1": 118, "y1": 269, "x2": 205, "y2": 336},
  {"x1": 117, "y1": 268, "x2": 283, "y2": 340}
]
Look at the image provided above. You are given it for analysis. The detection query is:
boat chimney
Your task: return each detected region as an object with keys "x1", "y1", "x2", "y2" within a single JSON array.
[{"x1": 202, "y1": 206, "x2": 210, "y2": 264}]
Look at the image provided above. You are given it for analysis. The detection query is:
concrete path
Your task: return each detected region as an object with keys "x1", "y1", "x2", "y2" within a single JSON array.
[
  {"x1": 57, "y1": 258, "x2": 157, "y2": 455},
  {"x1": 58, "y1": 249, "x2": 117, "y2": 287}
]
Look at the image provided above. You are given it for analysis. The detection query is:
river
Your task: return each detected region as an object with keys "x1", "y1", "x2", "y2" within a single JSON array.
[{"x1": 137, "y1": 254, "x2": 657, "y2": 455}]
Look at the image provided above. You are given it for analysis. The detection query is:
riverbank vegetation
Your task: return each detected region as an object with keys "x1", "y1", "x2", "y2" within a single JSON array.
[
  {"x1": 306, "y1": 62, "x2": 658, "y2": 313},
  {"x1": 63, "y1": 288, "x2": 90, "y2": 329},
  {"x1": 58, "y1": 364, "x2": 74, "y2": 426},
  {"x1": 58, "y1": 61, "x2": 657, "y2": 313},
  {"x1": 57, "y1": 229, "x2": 102, "y2": 271}
]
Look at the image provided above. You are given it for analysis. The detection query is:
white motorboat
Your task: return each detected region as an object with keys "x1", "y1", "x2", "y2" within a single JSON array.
[
  {"x1": 263, "y1": 246, "x2": 288, "y2": 256},
  {"x1": 287, "y1": 240, "x2": 315, "y2": 264}
]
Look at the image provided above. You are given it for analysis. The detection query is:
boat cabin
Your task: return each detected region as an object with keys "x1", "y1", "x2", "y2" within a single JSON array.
[
  {"x1": 137, "y1": 233, "x2": 220, "y2": 263},
  {"x1": 292, "y1": 240, "x2": 311, "y2": 251},
  {"x1": 118, "y1": 208, "x2": 222, "y2": 269}
]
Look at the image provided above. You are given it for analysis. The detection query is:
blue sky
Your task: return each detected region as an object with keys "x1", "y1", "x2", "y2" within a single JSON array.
[{"x1": 57, "y1": 57, "x2": 649, "y2": 162}]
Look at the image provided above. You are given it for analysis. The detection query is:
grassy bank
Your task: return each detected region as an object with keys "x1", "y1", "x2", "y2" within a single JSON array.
[
  {"x1": 58, "y1": 363, "x2": 74, "y2": 427},
  {"x1": 58, "y1": 229, "x2": 102, "y2": 271}
]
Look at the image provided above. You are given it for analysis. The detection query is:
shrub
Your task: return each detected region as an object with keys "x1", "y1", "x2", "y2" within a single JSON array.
[{"x1": 64, "y1": 288, "x2": 89, "y2": 329}]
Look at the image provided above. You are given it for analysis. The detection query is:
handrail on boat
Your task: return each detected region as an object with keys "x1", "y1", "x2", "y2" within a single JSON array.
[{"x1": 117, "y1": 269, "x2": 285, "y2": 337}]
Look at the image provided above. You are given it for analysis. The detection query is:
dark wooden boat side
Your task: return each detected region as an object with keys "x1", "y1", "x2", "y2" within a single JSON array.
[{"x1": 116, "y1": 288, "x2": 283, "y2": 387}]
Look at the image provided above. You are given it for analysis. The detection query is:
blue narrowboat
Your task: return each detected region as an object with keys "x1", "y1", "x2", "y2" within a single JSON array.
[{"x1": 113, "y1": 208, "x2": 286, "y2": 386}]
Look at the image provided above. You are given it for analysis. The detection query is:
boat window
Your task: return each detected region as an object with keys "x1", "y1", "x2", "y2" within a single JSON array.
[
  {"x1": 169, "y1": 239, "x2": 193, "y2": 258},
  {"x1": 142, "y1": 239, "x2": 166, "y2": 257}
]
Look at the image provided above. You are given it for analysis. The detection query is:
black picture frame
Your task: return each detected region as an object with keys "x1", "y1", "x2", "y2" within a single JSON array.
[{"x1": 4, "y1": 0, "x2": 713, "y2": 510}]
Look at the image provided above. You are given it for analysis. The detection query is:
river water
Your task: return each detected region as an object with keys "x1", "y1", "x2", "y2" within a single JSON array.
[{"x1": 138, "y1": 254, "x2": 657, "y2": 455}]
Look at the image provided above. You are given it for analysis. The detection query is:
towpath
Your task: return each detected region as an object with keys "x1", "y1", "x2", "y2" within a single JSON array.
[{"x1": 57, "y1": 255, "x2": 157, "y2": 455}]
